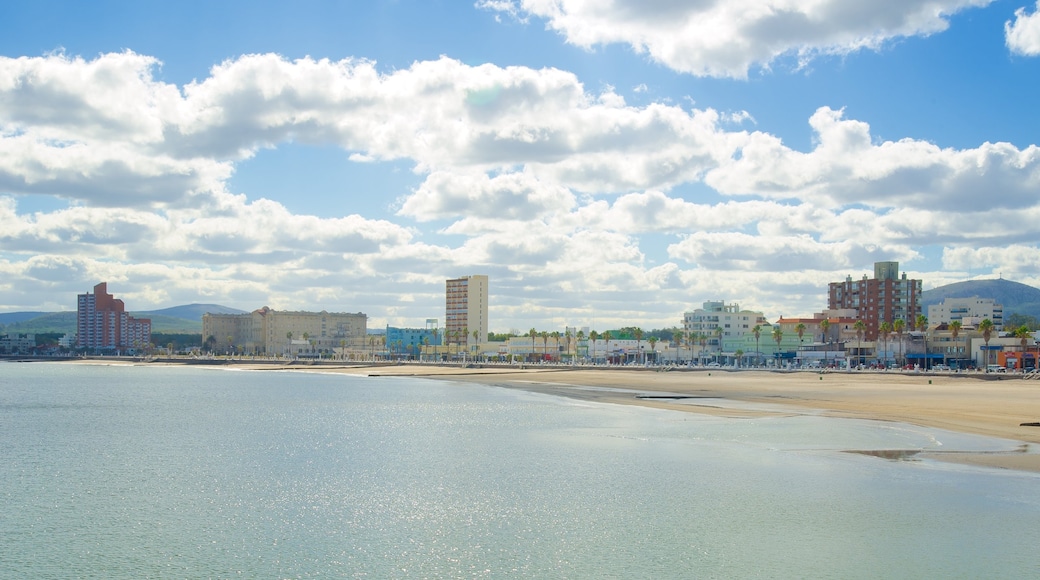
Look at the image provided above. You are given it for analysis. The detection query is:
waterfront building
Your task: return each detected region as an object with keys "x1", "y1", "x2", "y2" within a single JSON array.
[
  {"x1": 0, "y1": 333, "x2": 36, "y2": 354},
  {"x1": 683, "y1": 301, "x2": 768, "y2": 363},
  {"x1": 928, "y1": 297, "x2": 1004, "y2": 331},
  {"x1": 445, "y1": 275, "x2": 488, "y2": 350},
  {"x1": 828, "y1": 261, "x2": 922, "y2": 341},
  {"x1": 386, "y1": 323, "x2": 442, "y2": 359},
  {"x1": 203, "y1": 307, "x2": 367, "y2": 356},
  {"x1": 76, "y1": 282, "x2": 152, "y2": 351}
]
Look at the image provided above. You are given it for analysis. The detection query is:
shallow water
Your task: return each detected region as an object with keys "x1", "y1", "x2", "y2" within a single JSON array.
[{"x1": 2, "y1": 362, "x2": 1038, "y2": 577}]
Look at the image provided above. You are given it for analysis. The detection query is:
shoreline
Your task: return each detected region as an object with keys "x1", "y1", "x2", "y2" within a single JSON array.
[
  {"x1": 27, "y1": 358, "x2": 1040, "y2": 473},
  {"x1": 357, "y1": 365, "x2": 1040, "y2": 473}
]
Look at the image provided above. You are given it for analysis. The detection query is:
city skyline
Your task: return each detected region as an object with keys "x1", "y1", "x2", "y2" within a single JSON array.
[{"x1": 2, "y1": 1, "x2": 1040, "y2": 332}]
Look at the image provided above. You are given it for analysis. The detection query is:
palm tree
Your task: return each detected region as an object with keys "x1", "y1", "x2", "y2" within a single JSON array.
[
  {"x1": 674, "y1": 331, "x2": 683, "y2": 365},
  {"x1": 735, "y1": 349, "x2": 744, "y2": 368},
  {"x1": 550, "y1": 331, "x2": 560, "y2": 362},
  {"x1": 893, "y1": 319, "x2": 906, "y2": 368},
  {"x1": 648, "y1": 336, "x2": 658, "y2": 364},
  {"x1": 601, "y1": 331, "x2": 612, "y2": 363},
  {"x1": 853, "y1": 320, "x2": 866, "y2": 368},
  {"x1": 713, "y1": 326, "x2": 723, "y2": 364},
  {"x1": 878, "y1": 321, "x2": 892, "y2": 367},
  {"x1": 948, "y1": 320, "x2": 962, "y2": 368},
  {"x1": 576, "y1": 329, "x2": 585, "y2": 361},
  {"x1": 916, "y1": 314, "x2": 928, "y2": 367},
  {"x1": 589, "y1": 330, "x2": 599, "y2": 363},
  {"x1": 698, "y1": 332, "x2": 708, "y2": 364},
  {"x1": 634, "y1": 328, "x2": 644, "y2": 364},
  {"x1": 819, "y1": 319, "x2": 831, "y2": 366},
  {"x1": 302, "y1": 332, "x2": 310, "y2": 356},
  {"x1": 772, "y1": 326, "x2": 783, "y2": 367},
  {"x1": 979, "y1": 319, "x2": 995, "y2": 370},
  {"x1": 528, "y1": 328, "x2": 537, "y2": 361},
  {"x1": 752, "y1": 325, "x2": 762, "y2": 367},
  {"x1": 1014, "y1": 325, "x2": 1033, "y2": 371},
  {"x1": 540, "y1": 331, "x2": 550, "y2": 362}
]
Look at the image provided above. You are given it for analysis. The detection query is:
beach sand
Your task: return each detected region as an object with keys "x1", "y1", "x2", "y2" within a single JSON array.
[{"x1": 348, "y1": 364, "x2": 1040, "y2": 473}]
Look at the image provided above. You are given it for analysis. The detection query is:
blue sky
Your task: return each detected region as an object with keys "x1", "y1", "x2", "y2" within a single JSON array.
[{"x1": 2, "y1": 0, "x2": 1040, "y2": 332}]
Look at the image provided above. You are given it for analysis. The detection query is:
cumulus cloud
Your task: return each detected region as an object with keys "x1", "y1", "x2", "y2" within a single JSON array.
[
  {"x1": 1, "y1": 50, "x2": 1038, "y2": 328},
  {"x1": 1, "y1": 52, "x2": 743, "y2": 209},
  {"x1": 667, "y1": 231, "x2": 906, "y2": 272},
  {"x1": 399, "y1": 170, "x2": 576, "y2": 221},
  {"x1": 481, "y1": 0, "x2": 993, "y2": 78},
  {"x1": 1006, "y1": 2, "x2": 1040, "y2": 55},
  {"x1": 706, "y1": 107, "x2": 1040, "y2": 209}
]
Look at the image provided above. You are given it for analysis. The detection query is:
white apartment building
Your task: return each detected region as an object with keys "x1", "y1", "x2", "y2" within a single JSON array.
[
  {"x1": 683, "y1": 301, "x2": 768, "y2": 353},
  {"x1": 927, "y1": 297, "x2": 1004, "y2": 330},
  {"x1": 445, "y1": 275, "x2": 488, "y2": 348}
]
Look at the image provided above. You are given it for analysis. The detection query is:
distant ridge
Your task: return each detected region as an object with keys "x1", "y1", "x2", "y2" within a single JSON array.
[
  {"x1": 921, "y1": 278, "x2": 1040, "y2": 320},
  {"x1": 133, "y1": 303, "x2": 248, "y2": 320}
]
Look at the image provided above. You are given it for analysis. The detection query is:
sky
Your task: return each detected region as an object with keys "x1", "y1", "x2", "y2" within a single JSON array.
[{"x1": 2, "y1": 0, "x2": 1040, "y2": 333}]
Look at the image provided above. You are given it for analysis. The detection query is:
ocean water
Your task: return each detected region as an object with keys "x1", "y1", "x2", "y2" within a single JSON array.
[{"x1": 1, "y1": 363, "x2": 1038, "y2": 578}]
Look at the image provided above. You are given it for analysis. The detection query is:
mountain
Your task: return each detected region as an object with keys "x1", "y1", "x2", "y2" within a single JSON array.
[
  {"x1": 133, "y1": 303, "x2": 247, "y2": 320},
  {"x1": 921, "y1": 278, "x2": 1040, "y2": 320},
  {"x1": 0, "y1": 303, "x2": 246, "y2": 335}
]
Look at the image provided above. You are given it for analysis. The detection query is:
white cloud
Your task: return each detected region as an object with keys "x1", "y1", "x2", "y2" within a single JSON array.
[
  {"x1": 706, "y1": 107, "x2": 1040, "y2": 209},
  {"x1": 482, "y1": 0, "x2": 993, "y2": 78},
  {"x1": 2, "y1": 51, "x2": 1039, "y2": 330},
  {"x1": 399, "y1": 170, "x2": 576, "y2": 222},
  {"x1": 1006, "y1": 2, "x2": 1040, "y2": 55}
]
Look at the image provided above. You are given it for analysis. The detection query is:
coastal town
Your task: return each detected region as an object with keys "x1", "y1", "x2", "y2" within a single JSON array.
[{"x1": 4, "y1": 262, "x2": 1038, "y2": 373}]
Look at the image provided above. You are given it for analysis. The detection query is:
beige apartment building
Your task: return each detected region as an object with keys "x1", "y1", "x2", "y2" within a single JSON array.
[
  {"x1": 203, "y1": 306, "x2": 367, "y2": 355},
  {"x1": 445, "y1": 275, "x2": 488, "y2": 349}
]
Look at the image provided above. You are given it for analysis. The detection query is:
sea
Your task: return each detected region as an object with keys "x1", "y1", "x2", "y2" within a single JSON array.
[{"x1": 2, "y1": 362, "x2": 1038, "y2": 578}]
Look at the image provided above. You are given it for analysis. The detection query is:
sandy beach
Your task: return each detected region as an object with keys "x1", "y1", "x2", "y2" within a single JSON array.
[
  {"x1": 343, "y1": 364, "x2": 1040, "y2": 473},
  {"x1": 52, "y1": 358, "x2": 1040, "y2": 472}
]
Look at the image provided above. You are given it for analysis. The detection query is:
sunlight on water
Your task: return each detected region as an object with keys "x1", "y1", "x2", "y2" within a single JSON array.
[{"x1": 1, "y1": 362, "x2": 1038, "y2": 577}]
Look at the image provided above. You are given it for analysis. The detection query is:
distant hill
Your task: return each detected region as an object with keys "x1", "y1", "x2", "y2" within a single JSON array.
[
  {"x1": 0, "y1": 311, "x2": 50, "y2": 325},
  {"x1": 134, "y1": 303, "x2": 247, "y2": 320},
  {"x1": 921, "y1": 278, "x2": 1040, "y2": 320},
  {"x1": 0, "y1": 303, "x2": 245, "y2": 335}
]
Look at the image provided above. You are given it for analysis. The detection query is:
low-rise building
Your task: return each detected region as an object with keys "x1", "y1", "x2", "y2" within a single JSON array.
[
  {"x1": 203, "y1": 307, "x2": 367, "y2": 355},
  {"x1": 927, "y1": 297, "x2": 1004, "y2": 331}
]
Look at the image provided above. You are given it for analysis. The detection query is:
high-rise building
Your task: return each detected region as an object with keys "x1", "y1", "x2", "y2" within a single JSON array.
[
  {"x1": 445, "y1": 275, "x2": 488, "y2": 347},
  {"x1": 827, "y1": 261, "x2": 922, "y2": 340},
  {"x1": 76, "y1": 282, "x2": 151, "y2": 351}
]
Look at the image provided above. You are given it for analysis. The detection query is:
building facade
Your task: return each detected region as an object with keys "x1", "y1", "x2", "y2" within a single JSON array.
[
  {"x1": 683, "y1": 301, "x2": 768, "y2": 358},
  {"x1": 445, "y1": 275, "x2": 488, "y2": 349},
  {"x1": 203, "y1": 307, "x2": 367, "y2": 355},
  {"x1": 927, "y1": 297, "x2": 1004, "y2": 330},
  {"x1": 76, "y1": 282, "x2": 152, "y2": 351},
  {"x1": 386, "y1": 325, "x2": 442, "y2": 359},
  {"x1": 827, "y1": 261, "x2": 922, "y2": 341}
]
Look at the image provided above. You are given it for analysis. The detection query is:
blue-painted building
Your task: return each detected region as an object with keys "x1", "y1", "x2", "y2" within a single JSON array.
[{"x1": 385, "y1": 326, "x2": 441, "y2": 359}]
